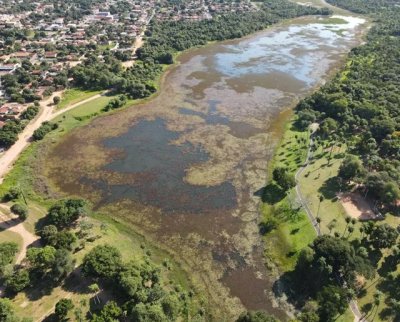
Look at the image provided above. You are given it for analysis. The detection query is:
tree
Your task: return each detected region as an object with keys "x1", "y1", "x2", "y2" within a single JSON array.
[
  {"x1": 10, "y1": 203, "x2": 28, "y2": 220},
  {"x1": 5, "y1": 268, "x2": 30, "y2": 293},
  {"x1": 32, "y1": 121, "x2": 58, "y2": 141},
  {"x1": 317, "y1": 285, "x2": 350, "y2": 321},
  {"x1": 369, "y1": 224, "x2": 399, "y2": 249},
  {"x1": 273, "y1": 167, "x2": 295, "y2": 191},
  {"x1": 236, "y1": 311, "x2": 279, "y2": 322},
  {"x1": 39, "y1": 225, "x2": 58, "y2": 245},
  {"x1": 343, "y1": 216, "x2": 351, "y2": 237},
  {"x1": 0, "y1": 131, "x2": 18, "y2": 149},
  {"x1": 53, "y1": 96, "x2": 61, "y2": 105},
  {"x1": 89, "y1": 284, "x2": 101, "y2": 305},
  {"x1": 91, "y1": 301, "x2": 122, "y2": 322},
  {"x1": 382, "y1": 182, "x2": 400, "y2": 205},
  {"x1": 52, "y1": 231, "x2": 77, "y2": 251},
  {"x1": 129, "y1": 303, "x2": 167, "y2": 322},
  {"x1": 55, "y1": 299, "x2": 74, "y2": 321},
  {"x1": 161, "y1": 294, "x2": 181, "y2": 320},
  {"x1": 0, "y1": 298, "x2": 17, "y2": 322},
  {"x1": 82, "y1": 244, "x2": 122, "y2": 279},
  {"x1": 47, "y1": 199, "x2": 86, "y2": 229},
  {"x1": 338, "y1": 155, "x2": 363, "y2": 182},
  {"x1": 51, "y1": 249, "x2": 75, "y2": 282},
  {"x1": 0, "y1": 242, "x2": 18, "y2": 271},
  {"x1": 26, "y1": 246, "x2": 56, "y2": 273},
  {"x1": 3, "y1": 187, "x2": 20, "y2": 201}
]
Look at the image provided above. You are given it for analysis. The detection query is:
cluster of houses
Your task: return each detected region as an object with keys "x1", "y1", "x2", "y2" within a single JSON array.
[
  {"x1": 156, "y1": 0, "x2": 257, "y2": 21},
  {"x1": 0, "y1": 0, "x2": 258, "y2": 129}
]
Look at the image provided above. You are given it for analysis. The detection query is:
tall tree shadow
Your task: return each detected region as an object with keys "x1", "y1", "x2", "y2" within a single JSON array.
[{"x1": 254, "y1": 183, "x2": 286, "y2": 205}]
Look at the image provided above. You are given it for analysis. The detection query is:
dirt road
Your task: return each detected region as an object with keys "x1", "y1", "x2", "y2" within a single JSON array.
[
  {"x1": 0, "y1": 92, "x2": 103, "y2": 184},
  {"x1": 0, "y1": 204, "x2": 38, "y2": 264}
]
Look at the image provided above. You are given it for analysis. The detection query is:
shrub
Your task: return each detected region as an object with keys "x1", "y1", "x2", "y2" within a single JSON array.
[{"x1": 10, "y1": 203, "x2": 28, "y2": 220}]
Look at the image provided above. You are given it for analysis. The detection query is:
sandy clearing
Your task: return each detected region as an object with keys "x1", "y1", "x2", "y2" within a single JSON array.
[{"x1": 339, "y1": 192, "x2": 378, "y2": 220}]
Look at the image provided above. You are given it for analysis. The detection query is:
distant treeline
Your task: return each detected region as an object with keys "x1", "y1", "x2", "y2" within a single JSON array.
[
  {"x1": 296, "y1": 0, "x2": 400, "y2": 209},
  {"x1": 70, "y1": 0, "x2": 330, "y2": 99}
]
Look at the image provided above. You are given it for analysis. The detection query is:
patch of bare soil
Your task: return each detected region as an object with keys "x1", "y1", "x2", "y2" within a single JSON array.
[{"x1": 339, "y1": 192, "x2": 379, "y2": 220}]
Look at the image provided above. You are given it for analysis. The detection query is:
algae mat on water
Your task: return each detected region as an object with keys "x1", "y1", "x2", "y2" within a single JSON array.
[{"x1": 42, "y1": 15, "x2": 366, "y2": 320}]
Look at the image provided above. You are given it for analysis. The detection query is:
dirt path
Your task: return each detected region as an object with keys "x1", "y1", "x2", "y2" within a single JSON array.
[
  {"x1": 0, "y1": 204, "x2": 38, "y2": 264},
  {"x1": 0, "y1": 92, "x2": 104, "y2": 184}
]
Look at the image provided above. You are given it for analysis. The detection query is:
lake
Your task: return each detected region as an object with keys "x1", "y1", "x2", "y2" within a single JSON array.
[{"x1": 44, "y1": 15, "x2": 366, "y2": 319}]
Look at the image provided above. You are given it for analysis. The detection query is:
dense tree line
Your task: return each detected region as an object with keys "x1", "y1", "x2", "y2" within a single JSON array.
[
  {"x1": 288, "y1": 225, "x2": 399, "y2": 321},
  {"x1": 71, "y1": 0, "x2": 330, "y2": 99},
  {"x1": 290, "y1": 1, "x2": 400, "y2": 320},
  {"x1": 296, "y1": 0, "x2": 400, "y2": 210}
]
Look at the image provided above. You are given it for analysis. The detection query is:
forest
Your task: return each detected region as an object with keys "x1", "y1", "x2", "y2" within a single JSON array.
[
  {"x1": 297, "y1": 0, "x2": 400, "y2": 211},
  {"x1": 289, "y1": 0, "x2": 400, "y2": 320}
]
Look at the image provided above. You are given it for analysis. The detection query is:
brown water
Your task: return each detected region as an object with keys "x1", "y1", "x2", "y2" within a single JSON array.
[{"x1": 44, "y1": 15, "x2": 366, "y2": 320}]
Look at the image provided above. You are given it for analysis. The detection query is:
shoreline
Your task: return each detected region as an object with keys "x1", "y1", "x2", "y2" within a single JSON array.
[{"x1": 0, "y1": 7, "x2": 371, "y2": 321}]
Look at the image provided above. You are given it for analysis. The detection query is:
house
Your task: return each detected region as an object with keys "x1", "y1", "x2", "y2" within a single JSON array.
[
  {"x1": 44, "y1": 51, "x2": 58, "y2": 60},
  {"x1": 12, "y1": 51, "x2": 33, "y2": 59},
  {"x1": 0, "y1": 64, "x2": 18, "y2": 75},
  {"x1": 0, "y1": 103, "x2": 24, "y2": 120}
]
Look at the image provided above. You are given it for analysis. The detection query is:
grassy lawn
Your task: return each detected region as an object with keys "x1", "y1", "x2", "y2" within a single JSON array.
[
  {"x1": 0, "y1": 229, "x2": 23, "y2": 254},
  {"x1": 262, "y1": 197, "x2": 316, "y2": 272},
  {"x1": 261, "y1": 120, "x2": 315, "y2": 272},
  {"x1": 56, "y1": 89, "x2": 102, "y2": 110},
  {"x1": 297, "y1": 143, "x2": 360, "y2": 237}
]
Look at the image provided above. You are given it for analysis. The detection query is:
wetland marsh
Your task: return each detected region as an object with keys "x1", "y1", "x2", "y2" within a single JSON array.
[{"x1": 43, "y1": 15, "x2": 366, "y2": 319}]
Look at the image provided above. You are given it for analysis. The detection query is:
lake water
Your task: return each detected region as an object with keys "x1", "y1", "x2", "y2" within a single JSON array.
[{"x1": 44, "y1": 15, "x2": 366, "y2": 319}]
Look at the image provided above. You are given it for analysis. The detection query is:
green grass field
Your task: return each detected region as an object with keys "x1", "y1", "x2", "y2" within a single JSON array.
[
  {"x1": 56, "y1": 89, "x2": 102, "y2": 110},
  {"x1": 261, "y1": 120, "x2": 315, "y2": 272}
]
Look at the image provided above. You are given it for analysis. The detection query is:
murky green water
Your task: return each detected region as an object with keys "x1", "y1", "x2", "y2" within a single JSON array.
[{"x1": 44, "y1": 15, "x2": 365, "y2": 319}]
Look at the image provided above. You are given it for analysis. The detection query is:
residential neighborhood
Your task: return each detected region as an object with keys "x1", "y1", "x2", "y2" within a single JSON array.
[{"x1": 0, "y1": 0, "x2": 259, "y2": 137}]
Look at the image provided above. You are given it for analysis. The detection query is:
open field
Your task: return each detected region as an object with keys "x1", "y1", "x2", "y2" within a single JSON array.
[
  {"x1": 261, "y1": 119, "x2": 315, "y2": 272},
  {"x1": 56, "y1": 89, "x2": 102, "y2": 111}
]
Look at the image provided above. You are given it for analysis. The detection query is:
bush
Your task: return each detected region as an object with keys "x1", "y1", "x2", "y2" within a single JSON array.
[
  {"x1": 3, "y1": 187, "x2": 20, "y2": 201},
  {"x1": 55, "y1": 299, "x2": 74, "y2": 320},
  {"x1": 10, "y1": 203, "x2": 28, "y2": 220},
  {"x1": 32, "y1": 121, "x2": 58, "y2": 141}
]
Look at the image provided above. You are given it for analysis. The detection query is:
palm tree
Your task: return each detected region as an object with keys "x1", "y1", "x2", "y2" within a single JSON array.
[
  {"x1": 347, "y1": 226, "x2": 354, "y2": 239},
  {"x1": 343, "y1": 216, "x2": 351, "y2": 237},
  {"x1": 372, "y1": 291, "x2": 382, "y2": 321},
  {"x1": 317, "y1": 195, "x2": 324, "y2": 219},
  {"x1": 316, "y1": 217, "x2": 321, "y2": 231},
  {"x1": 359, "y1": 226, "x2": 365, "y2": 239}
]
